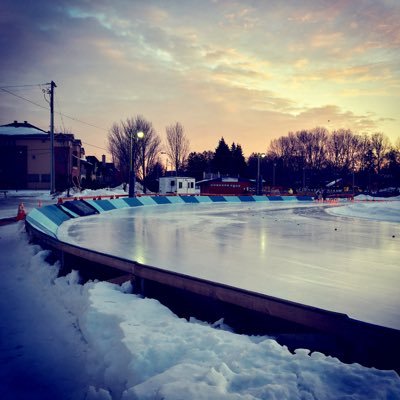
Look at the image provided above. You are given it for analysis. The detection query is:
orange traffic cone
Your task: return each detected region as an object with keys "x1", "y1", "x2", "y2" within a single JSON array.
[{"x1": 16, "y1": 203, "x2": 26, "y2": 221}]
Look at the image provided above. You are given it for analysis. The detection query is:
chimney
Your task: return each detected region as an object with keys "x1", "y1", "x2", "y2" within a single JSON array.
[{"x1": 102, "y1": 154, "x2": 106, "y2": 166}]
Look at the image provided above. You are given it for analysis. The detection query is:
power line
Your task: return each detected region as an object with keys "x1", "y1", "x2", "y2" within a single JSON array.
[
  {"x1": 60, "y1": 112, "x2": 108, "y2": 132},
  {"x1": 1, "y1": 87, "x2": 108, "y2": 132},
  {"x1": 0, "y1": 88, "x2": 49, "y2": 110},
  {"x1": 0, "y1": 83, "x2": 49, "y2": 89},
  {"x1": 1, "y1": 84, "x2": 110, "y2": 153},
  {"x1": 81, "y1": 141, "x2": 108, "y2": 151}
]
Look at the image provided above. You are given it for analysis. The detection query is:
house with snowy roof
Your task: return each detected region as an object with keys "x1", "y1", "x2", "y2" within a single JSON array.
[{"x1": 0, "y1": 120, "x2": 83, "y2": 191}]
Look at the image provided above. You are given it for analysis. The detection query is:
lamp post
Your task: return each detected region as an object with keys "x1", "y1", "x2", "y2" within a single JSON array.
[
  {"x1": 273, "y1": 162, "x2": 276, "y2": 187},
  {"x1": 256, "y1": 153, "x2": 265, "y2": 195},
  {"x1": 129, "y1": 131, "x2": 144, "y2": 197}
]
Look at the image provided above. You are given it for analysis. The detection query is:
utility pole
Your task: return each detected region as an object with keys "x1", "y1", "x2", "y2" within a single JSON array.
[{"x1": 50, "y1": 81, "x2": 57, "y2": 194}]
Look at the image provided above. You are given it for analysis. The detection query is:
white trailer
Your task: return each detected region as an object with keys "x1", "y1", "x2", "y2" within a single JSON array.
[{"x1": 159, "y1": 176, "x2": 198, "y2": 195}]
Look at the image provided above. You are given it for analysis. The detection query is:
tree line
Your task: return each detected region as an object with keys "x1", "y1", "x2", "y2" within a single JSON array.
[{"x1": 107, "y1": 115, "x2": 400, "y2": 193}]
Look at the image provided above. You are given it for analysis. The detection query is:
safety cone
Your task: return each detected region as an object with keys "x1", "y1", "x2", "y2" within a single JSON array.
[{"x1": 16, "y1": 203, "x2": 26, "y2": 221}]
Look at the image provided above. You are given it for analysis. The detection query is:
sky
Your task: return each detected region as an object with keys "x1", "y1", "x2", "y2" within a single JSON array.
[{"x1": 1, "y1": 0, "x2": 400, "y2": 160}]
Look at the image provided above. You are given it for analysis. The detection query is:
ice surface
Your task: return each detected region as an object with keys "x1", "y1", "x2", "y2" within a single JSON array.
[
  {"x1": 2, "y1": 223, "x2": 400, "y2": 399},
  {"x1": 1, "y1": 191, "x2": 400, "y2": 399},
  {"x1": 57, "y1": 201, "x2": 400, "y2": 330}
]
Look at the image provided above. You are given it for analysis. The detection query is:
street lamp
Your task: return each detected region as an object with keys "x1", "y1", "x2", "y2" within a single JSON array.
[
  {"x1": 256, "y1": 153, "x2": 265, "y2": 195},
  {"x1": 129, "y1": 131, "x2": 145, "y2": 197},
  {"x1": 272, "y1": 162, "x2": 276, "y2": 187}
]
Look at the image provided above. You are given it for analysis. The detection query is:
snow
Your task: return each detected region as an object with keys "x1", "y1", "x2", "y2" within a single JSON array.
[
  {"x1": 328, "y1": 200, "x2": 400, "y2": 223},
  {"x1": 0, "y1": 126, "x2": 47, "y2": 136},
  {"x1": 1, "y1": 189, "x2": 400, "y2": 399}
]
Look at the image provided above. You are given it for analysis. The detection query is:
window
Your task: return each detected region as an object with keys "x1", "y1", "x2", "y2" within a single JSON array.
[
  {"x1": 178, "y1": 182, "x2": 183, "y2": 189},
  {"x1": 27, "y1": 174, "x2": 40, "y2": 182},
  {"x1": 72, "y1": 151, "x2": 78, "y2": 167},
  {"x1": 170, "y1": 180, "x2": 175, "y2": 187},
  {"x1": 41, "y1": 174, "x2": 50, "y2": 182},
  {"x1": 190, "y1": 182, "x2": 194, "y2": 189}
]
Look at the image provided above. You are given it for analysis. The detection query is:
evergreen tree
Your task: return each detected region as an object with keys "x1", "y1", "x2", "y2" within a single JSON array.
[
  {"x1": 185, "y1": 151, "x2": 213, "y2": 181},
  {"x1": 212, "y1": 137, "x2": 231, "y2": 175},
  {"x1": 230, "y1": 142, "x2": 247, "y2": 177}
]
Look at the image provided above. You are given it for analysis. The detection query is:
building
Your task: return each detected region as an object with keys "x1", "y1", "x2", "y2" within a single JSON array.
[
  {"x1": 196, "y1": 176, "x2": 254, "y2": 195},
  {"x1": 159, "y1": 176, "x2": 198, "y2": 195},
  {"x1": 83, "y1": 155, "x2": 121, "y2": 189},
  {"x1": 0, "y1": 120, "x2": 82, "y2": 191}
]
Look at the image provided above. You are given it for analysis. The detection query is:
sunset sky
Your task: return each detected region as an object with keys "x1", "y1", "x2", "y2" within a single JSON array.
[{"x1": 1, "y1": 0, "x2": 399, "y2": 159}]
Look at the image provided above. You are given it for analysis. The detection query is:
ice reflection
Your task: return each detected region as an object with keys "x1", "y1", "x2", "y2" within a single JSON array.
[{"x1": 57, "y1": 202, "x2": 400, "y2": 330}]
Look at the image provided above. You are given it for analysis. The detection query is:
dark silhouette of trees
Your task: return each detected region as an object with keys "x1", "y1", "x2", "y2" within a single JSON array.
[
  {"x1": 107, "y1": 115, "x2": 161, "y2": 193},
  {"x1": 165, "y1": 122, "x2": 190, "y2": 175},
  {"x1": 109, "y1": 118, "x2": 397, "y2": 194},
  {"x1": 185, "y1": 151, "x2": 214, "y2": 181},
  {"x1": 230, "y1": 143, "x2": 247, "y2": 177},
  {"x1": 212, "y1": 137, "x2": 231, "y2": 175},
  {"x1": 265, "y1": 128, "x2": 397, "y2": 192}
]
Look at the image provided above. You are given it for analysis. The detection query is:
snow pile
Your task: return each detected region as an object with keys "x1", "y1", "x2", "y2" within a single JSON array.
[
  {"x1": 0, "y1": 222, "x2": 399, "y2": 399},
  {"x1": 66, "y1": 185, "x2": 128, "y2": 198},
  {"x1": 84, "y1": 281, "x2": 400, "y2": 400},
  {"x1": 355, "y1": 194, "x2": 400, "y2": 201},
  {"x1": 328, "y1": 201, "x2": 400, "y2": 223}
]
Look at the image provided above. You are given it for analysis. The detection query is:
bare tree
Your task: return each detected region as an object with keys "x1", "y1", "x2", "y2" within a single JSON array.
[
  {"x1": 108, "y1": 116, "x2": 161, "y2": 193},
  {"x1": 165, "y1": 122, "x2": 190, "y2": 174},
  {"x1": 108, "y1": 122, "x2": 129, "y2": 181},
  {"x1": 371, "y1": 132, "x2": 390, "y2": 174}
]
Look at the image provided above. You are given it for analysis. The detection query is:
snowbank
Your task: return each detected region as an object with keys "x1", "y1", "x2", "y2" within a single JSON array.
[
  {"x1": 0, "y1": 222, "x2": 399, "y2": 399},
  {"x1": 328, "y1": 201, "x2": 400, "y2": 223}
]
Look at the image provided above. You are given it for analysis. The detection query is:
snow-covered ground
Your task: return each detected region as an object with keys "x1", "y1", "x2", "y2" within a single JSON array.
[{"x1": 1, "y1": 190, "x2": 400, "y2": 399}]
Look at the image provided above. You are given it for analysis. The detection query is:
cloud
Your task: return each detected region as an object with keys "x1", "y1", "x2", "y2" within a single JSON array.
[{"x1": 1, "y1": 0, "x2": 399, "y2": 157}]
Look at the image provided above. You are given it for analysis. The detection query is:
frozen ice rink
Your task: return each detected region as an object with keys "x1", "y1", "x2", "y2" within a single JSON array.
[{"x1": 57, "y1": 201, "x2": 400, "y2": 331}]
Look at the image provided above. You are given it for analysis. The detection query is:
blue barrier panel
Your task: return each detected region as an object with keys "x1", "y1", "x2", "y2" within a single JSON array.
[
  {"x1": 281, "y1": 196, "x2": 297, "y2": 201},
  {"x1": 84, "y1": 200, "x2": 106, "y2": 213},
  {"x1": 110, "y1": 198, "x2": 131, "y2": 209},
  {"x1": 238, "y1": 196, "x2": 255, "y2": 202},
  {"x1": 296, "y1": 196, "x2": 314, "y2": 201},
  {"x1": 26, "y1": 208, "x2": 60, "y2": 237},
  {"x1": 58, "y1": 205, "x2": 80, "y2": 218},
  {"x1": 166, "y1": 196, "x2": 185, "y2": 204},
  {"x1": 209, "y1": 196, "x2": 227, "y2": 202},
  {"x1": 267, "y1": 196, "x2": 283, "y2": 201},
  {"x1": 153, "y1": 197, "x2": 172, "y2": 205},
  {"x1": 196, "y1": 196, "x2": 213, "y2": 203},
  {"x1": 253, "y1": 196, "x2": 269, "y2": 202},
  {"x1": 224, "y1": 196, "x2": 240, "y2": 202},
  {"x1": 137, "y1": 197, "x2": 157, "y2": 206},
  {"x1": 180, "y1": 196, "x2": 199, "y2": 203},
  {"x1": 122, "y1": 197, "x2": 143, "y2": 207},
  {"x1": 60, "y1": 200, "x2": 98, "y2": 216},
  {"x1": 92, "y1": 200, "x2": 116, "y2": 211},
  {"x1": 38, "y1": 204, "x2": 72, "y2": 226}
]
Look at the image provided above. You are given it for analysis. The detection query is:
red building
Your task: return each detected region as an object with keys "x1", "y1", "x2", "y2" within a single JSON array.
[{"x1": 196, "y1": 177, "x2": 254, "y2": 195}]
